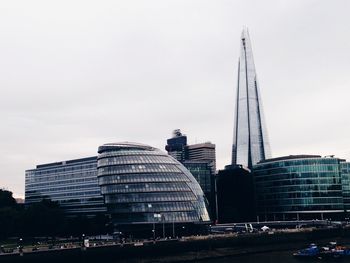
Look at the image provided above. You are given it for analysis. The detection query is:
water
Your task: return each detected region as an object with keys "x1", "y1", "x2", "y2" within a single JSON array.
[{"x1": 198, "y1": 249, "x2": 344, "y2": 263}]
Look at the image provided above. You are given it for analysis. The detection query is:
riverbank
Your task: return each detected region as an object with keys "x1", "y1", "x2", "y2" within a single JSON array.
[{"x1": 1, "y1": 227, "x2": 350, "y2": 263}]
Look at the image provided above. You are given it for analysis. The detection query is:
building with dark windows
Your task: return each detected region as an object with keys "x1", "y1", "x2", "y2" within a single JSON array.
[
  {"x1": 216, "y1": 165, "x2": 255, "y2": 223},
  {"x1": 341, "y1": 162, "x2": 350, "y2": 214},
  {"x1": 183, "y1": 161, "x2": 214, "y2": 200},
  {"x1": 182, "y1": 160, "x2": 216, "y2": 220},
  {"x1": 97, "y1": 142, "x2": 210, "y2": 236},
  {"x1": 185, "y1": 142, "x2": 216, "y2": 219},
  {"x1": 25, "y1": 157, "x2": 107, "y2": 216},
  {"x1": 165, "y1": 129, "x2": 187, "y2": 162},
  {"x1": 231, "y1": 28, "x2": 271, "y2": 168},
  {"x1": 253, "y1": 155, "x2": 349, "y2": 221},
  {"x1": 165, "y1": 130, "x2": 216, "y2": 220}
]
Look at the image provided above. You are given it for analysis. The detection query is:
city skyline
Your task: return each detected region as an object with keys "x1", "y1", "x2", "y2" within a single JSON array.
[{"x1": 1, "y1": 0, "x2": 350, "y2": 198}]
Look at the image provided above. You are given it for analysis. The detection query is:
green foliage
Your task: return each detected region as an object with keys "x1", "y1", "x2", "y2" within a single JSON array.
[
  {"x1": 22, "y1": 199, "x2": 65, "y2": 236},
  {"x1": 0, "y1": 206, "x2": 21, "y2": 237},
  {"x1": 0, "y1": 189, "x2": 17, "y2": 207}
]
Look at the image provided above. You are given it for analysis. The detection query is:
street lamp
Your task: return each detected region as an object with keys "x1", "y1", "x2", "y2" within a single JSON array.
[
  {"x1": 161, "y1": 214, "x2": 165, "y2": 239},
  {"x1": 152, "y1": 228, "x2": 155, "y2": 240},
  {"x1": 18, "y1": 238, "x2": 23, "y2": 256},
  {"x1": 172, "y1": 214, "x2": 175, "y2": 238},
  {"x1": 153, "y1": 213, "x2": 161, "y2": 239}
]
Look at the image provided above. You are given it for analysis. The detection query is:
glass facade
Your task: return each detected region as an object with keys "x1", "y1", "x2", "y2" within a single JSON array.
[
  {"x1": 341, "y1": 162, "x2": 350, "y2": 212},
  {"x1": 253, "y1": 155, "x2": 346, "y2": 220},
  {"x1": 183, "y1": 161, "x2": 216, "y2": 220},
  {"x1": 25, "y1": 157, "x2": 107, "y2": 215},
  {"x1": 97, "y1": 142, "x2": 210, "y2": 226},
  {"x1": 165, "y1": 131, "x2": 217, "y2": 220},
  {"x1": 232, "y1": 28, "x2": 271, "y2": 168},
  {"x1": 183, "y1": 162, "x2": 213, "y2": 195}
]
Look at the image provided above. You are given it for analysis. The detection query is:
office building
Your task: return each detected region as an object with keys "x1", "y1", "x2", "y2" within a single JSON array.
[
  {"x1": 183, "y1": 160, "x2": 216, "y2": 220},
  {"x1": 25, "y1": 157, "x2": 107, "y2": 216},
  {"x1": 165, "y1": 131, "x2": 216, "y2": 170},
  {"x1": 253, "y1": 155, "x2": 348, "y2": 220},
  {"x1": 187, "y1": 142, "x2": 216, "y2": 172},
  {"x1": 341, "y1": 162, "x2": 350, "y2": 213},
  {"x1": 182, "y1": 161, "x2": 213, "y2": 198},
  {"x1": 231, "y1": 28, "x2": 271, "y2": 168},
  {"x1": 165, "y1": 130, "x2": 216, "y2": 220},
  {"x1": 97, "y1": 142, "x2": 210, "y2": 235},
  {"x1": 165, "y1": 129, "x2": 187, "y2": 162},
  {"x1": 216, "y1": 165, "x2": 255, "y2": 223}
]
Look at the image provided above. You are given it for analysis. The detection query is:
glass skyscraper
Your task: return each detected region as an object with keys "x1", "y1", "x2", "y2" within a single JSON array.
[{"x1": 232, "y1": 28, "x2": 271, "y2": 168}]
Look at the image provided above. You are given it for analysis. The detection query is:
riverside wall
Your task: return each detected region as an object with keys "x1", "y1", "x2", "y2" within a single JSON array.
[{"x1": 2, "y1": 228, "x2": 350, "y2": 263}]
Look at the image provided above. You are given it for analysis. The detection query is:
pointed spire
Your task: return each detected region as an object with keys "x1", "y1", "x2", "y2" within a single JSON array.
[
  {"x1": 241, "y1": 26, "x2": 249, "y2": 40},
  {"x1": 231, "y1": 28, "x2": 271, "y2": 168}
]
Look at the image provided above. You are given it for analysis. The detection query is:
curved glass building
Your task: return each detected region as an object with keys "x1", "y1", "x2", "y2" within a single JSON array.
[
  {"x1": 97, "y1": 142, "x2": 210, "y2": 234},
  {"x1": 253, "y1": 155, "x2": 345, "y2": 221}
]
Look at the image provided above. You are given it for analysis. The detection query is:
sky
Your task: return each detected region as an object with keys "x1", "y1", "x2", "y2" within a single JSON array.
[{"x1": 1, "y1": 0, "x2": 349, "y2": 198}]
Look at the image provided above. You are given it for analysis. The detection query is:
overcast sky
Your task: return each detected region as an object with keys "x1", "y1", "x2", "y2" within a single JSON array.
[{"x1": 1, "y1": 0, "x2": 349, "y2": 198}]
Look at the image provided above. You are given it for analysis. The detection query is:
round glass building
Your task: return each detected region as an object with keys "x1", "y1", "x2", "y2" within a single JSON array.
[{"x1": 97, "y1": 142, "x2": 210, "y2": 235}]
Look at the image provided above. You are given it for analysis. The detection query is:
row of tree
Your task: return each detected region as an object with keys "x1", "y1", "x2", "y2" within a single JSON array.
[{"x1": 0, "y1": 189, "x2": 111, "y2": 240}]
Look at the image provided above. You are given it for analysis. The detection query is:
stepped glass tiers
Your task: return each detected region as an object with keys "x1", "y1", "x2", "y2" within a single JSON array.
[
  {"x1": 232, "y1": 28, "x2": 271, "y2": 168},
  {"x1": 97, "y1": 142, "x2": 210, "y2": 232}
]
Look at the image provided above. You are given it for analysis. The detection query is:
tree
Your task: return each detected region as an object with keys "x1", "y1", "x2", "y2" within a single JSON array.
[
  {"x1": 23, "y1": 199, "x2": 65, "y2": 237},
  {"x1": 0, "y1": 189, "x2": 17, "y2": 208},
  {"x1": 0, "y1": 207, "x2": 21, "y2": 238},
  {"x1": 0, "y1": 189, "x2": 21, "y2": 239},
  {"x1": 0, "y1": 189, "x2": 111, "y2": 239}
]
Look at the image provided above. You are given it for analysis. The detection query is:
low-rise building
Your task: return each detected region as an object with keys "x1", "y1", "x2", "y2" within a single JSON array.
[
  {"x1": 25, "y1": 157, "x2": 107, "y2": 216},
  {"x1": 253, "y1": 155, "x2": 349, "y2": 221},
  {"x1": 97, "y1": 142, "x2": 210, "y2": 235}
]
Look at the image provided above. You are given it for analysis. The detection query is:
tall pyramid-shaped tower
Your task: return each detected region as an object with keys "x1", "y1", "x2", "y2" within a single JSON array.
[{"x1": 232, "y1": 28, "x2": 271, "y2": 168}]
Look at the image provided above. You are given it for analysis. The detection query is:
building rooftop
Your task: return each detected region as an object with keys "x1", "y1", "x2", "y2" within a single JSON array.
[
  {"x1": 257, "y1": 155, "x2": 322, "y2": 164},
  {"x1": 35, "y1": 156, "x2": 97, "y2": 169},
  {"x1": 187, "y1": 142, "x2": 215, "y2": 149},
  {"x1": 98, "y1": 142, "x2": 155, "y2": 153}
]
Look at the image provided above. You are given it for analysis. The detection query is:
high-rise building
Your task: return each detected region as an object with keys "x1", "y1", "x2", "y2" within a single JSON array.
[
  {"x1": 165, "y1": 129, "x2": 187, "y2": 162},
  {"x1": 232, "y1": 28, "x2": 271, "y2": 168},
  {"x1": 186, "y1": 142, "x2": 216, "y2": 172},
  {"x1": 25, "y1": 157, "x2": 107, "y2": 216}
]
